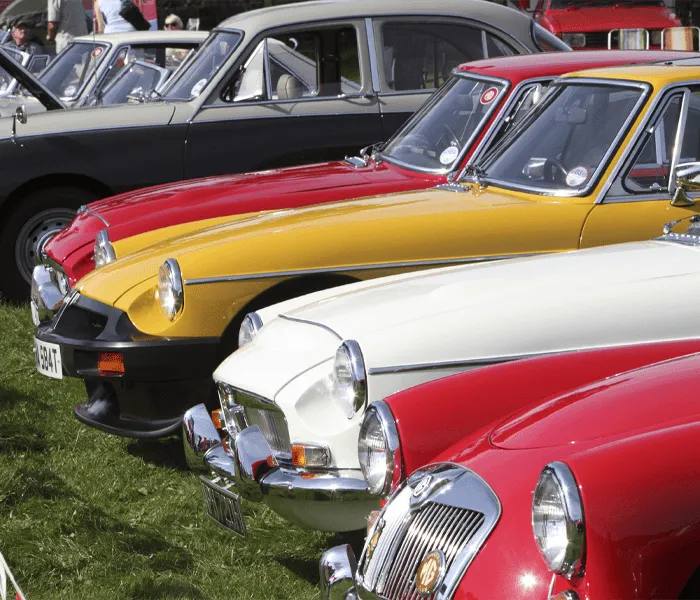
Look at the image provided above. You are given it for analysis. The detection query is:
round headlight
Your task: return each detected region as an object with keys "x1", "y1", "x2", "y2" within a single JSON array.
[
  {"x1": 238, "y1": 312, "x2": 263, "y2": 347},
  {"x1": 93, "y1": 229, "x2": 116, "y2": 269},
  {"x1": 157, "y1": 258, "x2": 184, "y2": 320},
  {"x1": 333, "y1": 340, "x2": 367, "y2": 419},
  {"x1": 358, "y1": 402, "x2": 401, "y2": 496},
  {"x1": 532, "y1": 462, "x2": 585, "y2": 578}
]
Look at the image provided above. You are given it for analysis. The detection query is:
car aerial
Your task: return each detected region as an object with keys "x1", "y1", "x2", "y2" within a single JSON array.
[
  {"x1": 32, "y1": 61, "x2": 700, "y2": 448},
  {"x1": 181, "y1": 215, "x2": 700, "y2": 534},
  {"x1": 320, "y1": 341, "x2": 700, "y2": 599},
  {"x1": 521, "y1": 0, "x2": 681, "y2": 50},
  {"x1": 49, "y1": 48, "x2": 699, "y2": 291},
  {"x1": 0, "y1": 30, "x2": 207, "y2": 118},
  {"x1": 0, "y1": 0, "x2": 549, "y2": 300}
]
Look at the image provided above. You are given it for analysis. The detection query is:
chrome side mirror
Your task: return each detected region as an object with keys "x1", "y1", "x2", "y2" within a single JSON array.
[
  {"x1": 671, "y1": 162, "x2": 700, "y2": 207},
  {"x1": 319, "y1": 545, "x2": 358, "y2": 600},
  {"x1": 15, "y1": 105, "x2": 27, "y2": 124}
]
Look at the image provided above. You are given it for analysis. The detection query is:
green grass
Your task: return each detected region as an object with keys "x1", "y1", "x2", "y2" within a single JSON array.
[{"x1": 0, "y1": 303, "x2": 343, "y2": 600}]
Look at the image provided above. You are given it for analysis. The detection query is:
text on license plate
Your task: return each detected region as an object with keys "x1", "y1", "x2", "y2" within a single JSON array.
[
  {"x1": 200, "y1": 475, "x2": 246, "y2": 538},
  {"x1": 34, "y1": 338, "x2": 63, "y2": 379}
]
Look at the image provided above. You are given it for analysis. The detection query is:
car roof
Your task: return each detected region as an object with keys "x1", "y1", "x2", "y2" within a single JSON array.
[
  {"x1": 218, "y1": 0, "x2": 532, "y2": 37},
  {"x1": 566, "y1": 62, "x2": 700, "y2": 83},
  {"x1": 73, "y1": 30, "x2": 209, "y2": 44},
  {"x1": 460, "y1": 50, "x2": 700, "y2": 83}
]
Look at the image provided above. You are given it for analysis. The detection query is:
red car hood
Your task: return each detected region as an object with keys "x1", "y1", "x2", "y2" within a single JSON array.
[
  {"x1": 47, "y1": 160, "x2": 416, "y2": 264},
  {"x1": 546, "y1": 5, "x2": 679, "y2": 32},
  {"x1": 490, "y1": 351, "x2": 700, "y2": 450}
]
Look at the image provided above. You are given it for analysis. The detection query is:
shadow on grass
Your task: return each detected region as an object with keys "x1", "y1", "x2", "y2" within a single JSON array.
[
  {"x1": 125, "y1": 575, "x2": 207, "y2": 600},
  {"x1": 0, "y1": 386, "x2": 49, "y2": 453},
  {"x1": 275, "y1": 555, "x2": 320, "y2": 586},
  {"x1": 126, "y1": 436, "x2": 189, "y2": 471},
  {"x1": 328, "y1": 529, "x2": 366, "y2": 558}
]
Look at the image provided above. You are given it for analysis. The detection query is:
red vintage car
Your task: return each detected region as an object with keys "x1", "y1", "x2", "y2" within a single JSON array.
[
  {"x1": 320, "y1": 340, "x2": 700, "y2": 599},
  {"x1": 39, "y1": 50, "x2": 690, "y2": 294},
  {"x1": 521, "y1": 0, "x2": 681, "y2": 50}
]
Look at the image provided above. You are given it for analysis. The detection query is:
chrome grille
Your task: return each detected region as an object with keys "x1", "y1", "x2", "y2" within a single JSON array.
[
  {"x1": 244, "y1": 406, "x2": 291, "y2": 459},
  {"x1": 357, "y1": 464, "x2": 501, "y2": 600}
]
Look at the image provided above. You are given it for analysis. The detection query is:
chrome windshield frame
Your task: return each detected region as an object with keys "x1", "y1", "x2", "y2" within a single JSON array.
[
  {"x1": 476, "y1": 77, "x2": 651, "y2": 198},
  {"x1": 375, "y1": 69, "x2": 511, "y2": 176}
]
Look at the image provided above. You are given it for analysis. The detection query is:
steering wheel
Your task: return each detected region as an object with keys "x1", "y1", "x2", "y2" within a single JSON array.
[
  {"x1": 544, "y1": 157, "x2": 569, "y2": 184},
  {"x1": 400, "y1": 133, "x2": 433, "y2": 156}
]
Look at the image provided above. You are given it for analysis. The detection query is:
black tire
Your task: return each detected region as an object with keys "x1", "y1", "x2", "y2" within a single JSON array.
[{"x1": 0, "y1": 187, "x2": 99, "y2": 303}]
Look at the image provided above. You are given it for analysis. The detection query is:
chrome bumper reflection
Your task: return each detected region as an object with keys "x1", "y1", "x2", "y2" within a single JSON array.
[
  {"x1": 183, "y1": 403, "x2": 374, "y2": 530},
  {"x1": 30, "y1": 264, "x2": 68, "y2": 325},
  {"x1": 320, "y1": 545, "x2": 359, "y2": 600}
]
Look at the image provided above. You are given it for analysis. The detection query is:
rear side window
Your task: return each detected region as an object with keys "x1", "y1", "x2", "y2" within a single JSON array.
[{"x1": 532, "y1": 22, "x2": 572, "y2": 52}]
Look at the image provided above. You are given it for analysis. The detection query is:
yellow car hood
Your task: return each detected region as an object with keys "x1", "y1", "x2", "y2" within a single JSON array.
[{"x1": 77, "y1": 185, "x2": 589, "y2": 306}]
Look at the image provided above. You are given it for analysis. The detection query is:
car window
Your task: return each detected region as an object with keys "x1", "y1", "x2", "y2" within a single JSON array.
[
  {"x1": 485, "y1": 33, "x2": 516, "y2": 57},
  {"x1": 378, "y1": 21, "x2": 486, "y2": 92},
  {"x1": 488, "y1": 81, "x2": 552, "y2": 148},
  {"x1": 39, "y1": 41, "x2": 109, "y2": 99},
  {"x1": 228, "y1": 25, "x2": 361, "y2": 103}
]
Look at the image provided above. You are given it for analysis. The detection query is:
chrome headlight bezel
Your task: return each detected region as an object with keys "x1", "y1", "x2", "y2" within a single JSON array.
[
  {"x1": 216, "y1": 381, "x2": 246, "y2": 435},
  {"x1": 532, "y1": 461, "x2": 585, "y2": 579},
  {"x1": 93, "y1": 229, "x2": 116, "y2": 269},
  {"x1": 157, "y1": 258, "x2": 184, "y2": 321},
  {"x1": 238, "y1": 312, "x2": 263, "y2": 347},
  {"x1": 358, "y1": 401, "x2": 402, "y2": 496},
  {"x1": 333, "y1": 339, "x2": 367, "y2": 420}
]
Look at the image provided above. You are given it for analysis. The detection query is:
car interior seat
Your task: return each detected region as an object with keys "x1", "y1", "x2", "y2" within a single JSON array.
[{"x1": 276, "y1": 73, "x2": 303, "y2": 99}]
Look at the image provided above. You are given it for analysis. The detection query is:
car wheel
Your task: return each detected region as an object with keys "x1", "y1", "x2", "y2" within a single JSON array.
[{"x1": 0, "y1": 187, "x2": 99, "y2": 302}]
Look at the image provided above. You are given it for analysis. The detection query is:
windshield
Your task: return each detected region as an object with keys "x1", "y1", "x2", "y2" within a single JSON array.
[
  {"x1": 39, "y1": 41, "x2": 109, "y2": 100},
  {"x1": 98, "y1": 61, "x2": 166, "y2": 105},
  {"x1": 550, "y1": 0, "x2": 664, "y2": 8},
  {"x1": 479, "y1": 82, "x2": 646, "y2": 194},
  {"x1": 380, "y1": 74, "x2": 507, "y2": 172},
  {"x1": 161, "y1": 30, "x2": 241, "y2": 100}
]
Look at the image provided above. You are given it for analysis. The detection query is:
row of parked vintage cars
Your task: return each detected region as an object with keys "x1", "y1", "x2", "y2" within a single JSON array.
[{"x1": 14, "y1": 0, "x2": 700, "y2": 597}]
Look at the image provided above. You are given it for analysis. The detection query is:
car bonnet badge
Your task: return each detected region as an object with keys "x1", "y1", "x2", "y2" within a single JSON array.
[
  {"x1": 415, "y1": 549, "x2": 446, "y2": 597},
  {"x1": 412, "y1": 474, "x2": 434, "y2": 499}
]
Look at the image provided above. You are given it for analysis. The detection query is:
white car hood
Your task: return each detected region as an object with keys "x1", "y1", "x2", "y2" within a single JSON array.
[{"x1": 282, "y1": 240, "x2": 700, "y2": 370}]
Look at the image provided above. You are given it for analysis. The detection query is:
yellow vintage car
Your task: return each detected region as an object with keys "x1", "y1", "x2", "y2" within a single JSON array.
[{"x1": 34, "y1": 62, "x2": 700, "y2": 438}]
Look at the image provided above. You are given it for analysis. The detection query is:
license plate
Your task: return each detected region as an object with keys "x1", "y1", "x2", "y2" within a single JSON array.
[
  {"x1": 200, "y1": 476, "x2": 246, "y2": 538},
  {"x1": 34, "y1": 338, "x2": 62, "y2": 380},
  {"x1": 30, "y1": 301, "x2": 39, "y2": 327}
]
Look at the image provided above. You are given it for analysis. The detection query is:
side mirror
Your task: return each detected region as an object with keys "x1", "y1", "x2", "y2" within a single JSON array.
[
  {"x1": 319, "y1": 545, "x2": 358, "y2": 600},
  {"x1": 555, "y1": 106, "x2": 587, "y2": 125},
  {"x1": 15, "y1": 105, "x2": 27, "y2": 125},
  {"x1": 522, "y1": 157, "x2": 547, "y2": 180},
  {"x1": 671, "y1": 162, "x2": 700, "y2": 207}
]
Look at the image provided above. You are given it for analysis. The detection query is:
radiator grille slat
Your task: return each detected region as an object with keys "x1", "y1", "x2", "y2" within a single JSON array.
[{"x1": 244, "y1": 407, "x2": 291, "y2": 458}]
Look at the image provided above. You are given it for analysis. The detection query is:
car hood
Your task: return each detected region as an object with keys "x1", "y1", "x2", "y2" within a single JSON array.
[
  {"x1": 281, "y1": 240, "x2": 700, "y2": 370},
  {"x1": 546, "y1": 5, "x2": 679, "y2": 31},
  {"x1": 490, "y1": 351, "x2": 700, "y2": 450},
  {"x1": 77, "y1": 185, "x2": 576, "y2": 306},
  {"x1": 46, "y1": 160, "x2": 387, "y2": 263}
]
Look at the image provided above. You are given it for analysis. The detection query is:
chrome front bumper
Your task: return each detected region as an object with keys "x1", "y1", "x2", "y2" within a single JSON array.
[
  {"x1": 30, "y1": 264, "x2": 69, "y2": 325},
  {"x1": 183, "y1": 403, "x2": 378, "y2": 532}
]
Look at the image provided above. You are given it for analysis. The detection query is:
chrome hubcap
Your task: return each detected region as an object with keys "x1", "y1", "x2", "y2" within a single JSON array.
[{"x1": 15, "y1": 208, "x2": 75, "y2": 284}]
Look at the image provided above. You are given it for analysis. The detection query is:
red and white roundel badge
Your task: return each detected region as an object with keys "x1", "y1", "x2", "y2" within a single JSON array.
[
  {"x1": 566, "y1": 166, "x2": 589, "y2": 187},
  {"x1": 91, "y1": 47, "x2": 104, "y2": 58},
  {"x1": 480, "y1": 87, "x2": 499, "y2": 105}
]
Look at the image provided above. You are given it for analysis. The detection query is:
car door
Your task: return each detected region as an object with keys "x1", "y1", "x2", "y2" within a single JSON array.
[
  {"x1": 183, "y1": 20, "x2": 382, "y2": 178},
  {"x1": 370, "y1": 16, "x2": 519, "y2": 139},
  {"x1": 580, "y1": 86, "x2": 700, "y2": 246}
]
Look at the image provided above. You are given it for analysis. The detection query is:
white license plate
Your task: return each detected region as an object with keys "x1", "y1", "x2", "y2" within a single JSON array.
[
  {"x1": 34, "y1": 338, "x2": 62, "y2": 379},
  {"x1": 200, "y1": 476, "x2": 246, "y2": 538}
]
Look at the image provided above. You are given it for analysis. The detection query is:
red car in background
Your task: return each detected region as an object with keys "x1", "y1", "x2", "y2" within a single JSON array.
[
  {"x1": 38, "y1": 50, "x2": 692, "y2": 295},
  {"x1": 521, "y1": 0, "x2": 681, "y2": 49},
  {"x1": 321, "y1": 339, "x2": 700, "y2": 599}
]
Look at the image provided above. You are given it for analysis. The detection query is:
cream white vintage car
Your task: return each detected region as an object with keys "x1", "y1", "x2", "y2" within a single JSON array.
[{"x1": 184, "y1": 213, "x2": 700, "y2": 535}]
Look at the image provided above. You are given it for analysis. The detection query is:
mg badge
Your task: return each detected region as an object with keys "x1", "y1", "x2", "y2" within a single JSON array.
[
  {"x1": 366, "y1": 518, "x2": 384, "y2": 561},
  {"x1": 412, "y1": 474, "x2": 433, "y2": 499},
  {"x1": 415, "y1": 549, "x2": 445, "y2": 597}
]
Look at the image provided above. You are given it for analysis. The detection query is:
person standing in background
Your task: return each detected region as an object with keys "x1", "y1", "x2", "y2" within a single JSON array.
[
  {"x1": 164, "y1": 14, "x2": 183, "y2": 30},
  {"x1": 46, "y1": 0, "x2": 88, "y2": 53},
  {"x1": 94, "y1": 0, "x2": 150, "y2": 33},
  {"x1": 4, "y1": 20, "x2": 42, "y2": 55}
]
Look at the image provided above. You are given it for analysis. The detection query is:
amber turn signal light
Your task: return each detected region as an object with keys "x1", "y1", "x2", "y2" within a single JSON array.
[
  {"x1": 291, "y1": 443, "x2": 331, "y2": 468},
  {"x1": 97, "y1": 352, "x2": 124, "y2": 375},
  {"x1": 211, "y1": 409, "x2": 223, "y2": 429}
]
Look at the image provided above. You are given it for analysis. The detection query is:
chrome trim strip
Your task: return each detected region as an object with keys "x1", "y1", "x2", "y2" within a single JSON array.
[
  {"x1": 596, "y1": 80, "x2": 700, "y2": 204},
  {"x1": 77, "y1": 204, "x2": 110, "y2": 227},
  {"x1": 365, "y1": 18, "x2": 380, "y2": 94},
  {"x1": 480, "y1": 77, "x2": 651, "y2": 198},
  {"x1": 368, "y1": 349, "x2": 559, "y2": 375},
  {"x1": 183, "y1": 251, "x2": 544, "y2": 285},
  {"x1": 279, "y1": 315, "x2": 342, "y2": 340},
  {"x1": 668, "y1": 88, "x2": 690, "y2": 196}
]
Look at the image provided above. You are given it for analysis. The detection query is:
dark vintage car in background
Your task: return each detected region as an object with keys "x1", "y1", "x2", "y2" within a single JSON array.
[
  {"x1": 321, "y1": 339, "x2": 700, "y2": 599},
  {"x1": 0, "y1": 0, "x2": 556, "y2": 300}
]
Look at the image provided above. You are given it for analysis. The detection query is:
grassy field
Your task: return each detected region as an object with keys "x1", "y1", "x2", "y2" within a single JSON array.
[{"x1": 0, "y1": 302, "x2": 342, "y2": 600}]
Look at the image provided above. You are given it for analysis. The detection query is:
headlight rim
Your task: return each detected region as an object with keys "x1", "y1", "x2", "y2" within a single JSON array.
[
  {"x1": 358, "y1": 401, "x2": 402, "y2": 497},
  {"x1": 532, "y1": 461, "x2": 585, "y2": 579},
  {"x1": 333, "y1": 339, "x2": 368, "y2": 420},
  {"x1": 238, "y1": 311, "x2": 263, "y2": 348},
  {"x1": 93, "y1": 229, "x2": 116, "y2": 269},
  {"x1": 157, "y1": 257, "x2": 184, "y2": 321}
]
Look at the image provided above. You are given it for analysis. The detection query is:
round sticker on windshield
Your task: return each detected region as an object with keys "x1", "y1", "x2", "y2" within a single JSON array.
[
  {"x1": 480, "y1": 87, "x2": 499, "y2": 105},
  {"x1": 566, "y1": 166, "x2": 589, "y2": 187},
  {"x1": 190, "y1": 78, "x2": 208, "y2": 98},
  {"x1": 91, "y1": 47, "x2": 104, "y2": 58},
  {"x1": 439, "y1": 145, "x2": 459, "y2": 165}
]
